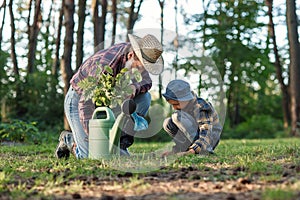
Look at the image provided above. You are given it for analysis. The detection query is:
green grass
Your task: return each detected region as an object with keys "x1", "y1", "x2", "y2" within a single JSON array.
[{"x1": 0, "y1": 138, "x2": 299, "y2": 199}]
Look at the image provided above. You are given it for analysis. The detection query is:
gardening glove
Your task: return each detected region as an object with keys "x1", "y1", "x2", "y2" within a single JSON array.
[{"x1": 131, "y1": 112, "x2": 148, "y2": 131}]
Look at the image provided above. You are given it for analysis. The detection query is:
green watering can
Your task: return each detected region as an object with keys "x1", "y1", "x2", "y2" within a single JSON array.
[{"x1": 88, "y1": 99, "x2": 136, "y2": 159}]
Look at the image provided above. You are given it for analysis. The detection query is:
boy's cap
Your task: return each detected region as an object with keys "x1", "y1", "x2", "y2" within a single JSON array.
[
  {"x1": 163, "y1": 79, "x2": 194, "y2": 101},
  {"x1": 128, "y1": 34, "x2": 164, "y2": 75}
]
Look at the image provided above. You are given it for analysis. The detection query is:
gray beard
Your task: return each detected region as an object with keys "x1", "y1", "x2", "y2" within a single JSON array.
[
  {"x1": 124, "y1": 58, "x2": 134, "y2": 80},
  {"x1": 125, "y1": 58, "x2": 134, "y2": 70}
]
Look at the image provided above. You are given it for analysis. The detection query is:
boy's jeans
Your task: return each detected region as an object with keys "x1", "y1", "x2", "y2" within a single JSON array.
[
  {"x1": 64, "y1": 86, "x2": 151, "y2": 159},
  {"x1": 163, "y1": 111, "x2": 198, "y2": 153}
]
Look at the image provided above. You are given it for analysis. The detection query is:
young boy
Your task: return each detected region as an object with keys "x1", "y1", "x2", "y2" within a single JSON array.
[{"x1": 162, "y1": 79, "x2": 222, "y2": 156}]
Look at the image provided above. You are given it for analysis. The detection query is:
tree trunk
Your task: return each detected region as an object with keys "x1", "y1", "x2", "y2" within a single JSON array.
[
  {"x1": 158, "y1": 0, "x2": 164, "y2": 100},
  {"x1": 286, "y1": 0, "x2": 300, "y2": 136},
  {"x1": 99, "y1": 0, "x2": 107, "y2": 45},
  {"x1": 61, "y1": 0, "x2": 75, "y2": 130},
  {"x1": 27, "y1": 0, "x2": 42, "y2": 74},
  {"x1": 52, "y1": 0, "x2": 64, "y2": 76},
  {"x1": 111, "y1": 0, "x2": 117, "y2": 45},
  {"x1": 174, "y1": 0, "x2": 179, "y2": 78},
  {"x1": 92, "y1": 0, "x2": 99, "y2": 48},
  {"x1": 76, "y1": 0, "x2": 86, "y2": 70},
  {"x1": 8, "y1": 0, "x2": 18, "y2": 77},
  {"x1": 0, "y1": 0, "x2": 7, "y2": 50},
  {"x1": 9, "y1": 0, "x2": 26, "y2": 117},
  {"x1": 92, "y1": 0, "x2": 107, "y2": 51},
  {"x1": 266, "y1": 0, "x2": 290, "y2": 129},
  {"x1": 127, "y1": 0, "x2": 143, "y2": 34}
]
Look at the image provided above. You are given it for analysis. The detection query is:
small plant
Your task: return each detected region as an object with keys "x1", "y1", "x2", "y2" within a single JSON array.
[
  {"x1": 0, "y1": 120, "x2": 39, "y2": 143},
  {"x1": 78, "y1": 64, "x2": 141, "y2": 108}
]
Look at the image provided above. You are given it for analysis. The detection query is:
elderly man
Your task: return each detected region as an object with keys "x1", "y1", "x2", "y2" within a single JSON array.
[{"x1": 55, "y1": 34, "x2": 163, "y2": 159}]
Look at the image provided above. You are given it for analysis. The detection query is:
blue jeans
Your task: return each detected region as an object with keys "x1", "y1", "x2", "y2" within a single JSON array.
[
  {"x1": 163, "y1": 110, "x2": 198, "y2": 152},
  {"x1": 64, "y1": 86, "x2": 151, "y2": 159}
]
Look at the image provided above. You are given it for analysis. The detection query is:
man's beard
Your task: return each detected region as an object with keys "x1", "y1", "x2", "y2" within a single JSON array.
[{"x1": 125, "y1": 57, "x2": 134, "y2": 70}]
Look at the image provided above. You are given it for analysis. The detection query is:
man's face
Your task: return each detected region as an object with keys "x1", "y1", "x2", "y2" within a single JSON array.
[
  {"x1": 125, "y1": 52, "x2": 145, "y2": 73},
  {"x1": 167, "y1": 99, "x2": 189, "y2": 110}
]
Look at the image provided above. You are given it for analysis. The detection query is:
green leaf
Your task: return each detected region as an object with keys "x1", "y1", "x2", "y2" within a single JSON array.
[{"x1": 104, "y1": 65, "x2": 113, "y2": 75}]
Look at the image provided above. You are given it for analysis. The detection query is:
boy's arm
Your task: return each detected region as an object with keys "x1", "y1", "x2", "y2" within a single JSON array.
[{"x1": 189, "y1": 123, "x2": 213, "y2": 154}]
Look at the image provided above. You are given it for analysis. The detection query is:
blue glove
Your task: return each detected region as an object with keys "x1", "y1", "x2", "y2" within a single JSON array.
[{"x1": 131, "y1": 112, "x2": 148, "y2": 131}]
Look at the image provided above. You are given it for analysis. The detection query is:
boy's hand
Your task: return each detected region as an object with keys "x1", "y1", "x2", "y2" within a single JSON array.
[
  {"x1": 176, "y1": 149, "x2": 195, "y2": 156},
  {"x1": 161, "y1": 149, "x2": 195, "y2": 157},
  {"x1": 161, "y1": 151, "x2": 174, "y2": 157}
]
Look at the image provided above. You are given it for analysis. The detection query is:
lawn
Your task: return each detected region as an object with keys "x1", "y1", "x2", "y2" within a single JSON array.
[{"x1": 0, "y1": 138, "x2": 299, "y2": 200}]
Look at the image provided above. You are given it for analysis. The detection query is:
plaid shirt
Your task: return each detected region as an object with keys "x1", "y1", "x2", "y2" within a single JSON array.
[
  {"x1": 183, "y1": 93, "x2": 222, "y2": 154},
  {"x1": 70, "y1": 42, "x2": 152, "y2": 134},
  {"x1": 71, "y1": 42, "x2": 152, "y2": 95}
]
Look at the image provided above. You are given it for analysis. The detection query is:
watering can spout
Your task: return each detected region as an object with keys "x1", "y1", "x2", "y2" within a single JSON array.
[{"x1": 109, "y1": 99, "x2": 137, "y2": 154}]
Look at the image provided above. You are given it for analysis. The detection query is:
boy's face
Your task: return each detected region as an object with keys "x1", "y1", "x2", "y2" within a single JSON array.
[{"x1": 167, "y1": 99, "x2": 189, "y2": 110}]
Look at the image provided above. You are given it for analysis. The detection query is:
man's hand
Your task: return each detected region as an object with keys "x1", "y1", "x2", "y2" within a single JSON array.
[{"x1": 127, "y1": 84, "x2": 136, "y2": 99}]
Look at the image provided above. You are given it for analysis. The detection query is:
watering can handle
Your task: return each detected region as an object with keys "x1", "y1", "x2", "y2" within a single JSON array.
[
  {"x1": 92, "y1": 107, "x2": 115, "y2": 120},
  {"x1": 121, "y1": 99, "x2": 136, "y2": 115}
]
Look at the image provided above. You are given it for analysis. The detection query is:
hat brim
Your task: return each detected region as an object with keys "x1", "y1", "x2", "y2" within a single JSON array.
[
  {"x1": 162, "y1": 92, "x2": 194, "y2": 101},
  {"x1": 128, "y1": 34, "x2": 164, "y2": 75}
]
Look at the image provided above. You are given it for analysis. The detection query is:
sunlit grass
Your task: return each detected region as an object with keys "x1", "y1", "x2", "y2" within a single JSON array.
[{"x1": 0, "y1": 138, "x2": 299, "y2": 199}]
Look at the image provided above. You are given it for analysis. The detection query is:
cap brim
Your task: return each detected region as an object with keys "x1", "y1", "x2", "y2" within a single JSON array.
[
  {"x1": 163, "y1": 92, "x2": 194, "y2": 101},
  {"x1": 128, "y1": 34, "x2": 164, "y2": 75}
]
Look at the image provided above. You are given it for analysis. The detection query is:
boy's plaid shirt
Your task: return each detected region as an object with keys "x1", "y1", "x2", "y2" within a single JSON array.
[{"x1": 184, "y1": 95, "x2": 222, "y2": 153}]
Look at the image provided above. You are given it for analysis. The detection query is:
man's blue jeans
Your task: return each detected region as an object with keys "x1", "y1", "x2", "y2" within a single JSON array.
[{"x1": 64, "y1": 86, "x2": 151, "y2": 159}]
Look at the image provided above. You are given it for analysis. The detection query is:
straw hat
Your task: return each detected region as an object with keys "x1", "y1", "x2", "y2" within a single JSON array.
[{"x1": 128, "y1": 34, "x2": 164, "y2": 75}]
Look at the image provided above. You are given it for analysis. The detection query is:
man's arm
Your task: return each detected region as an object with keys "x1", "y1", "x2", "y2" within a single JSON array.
[{"x1": 130, "y1": 70, "x2": 152, "y2": 97}]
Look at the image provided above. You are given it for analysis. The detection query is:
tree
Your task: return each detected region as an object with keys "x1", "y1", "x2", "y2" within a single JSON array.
[
  {"x1": 8, "y1": 0, "x2": 18, "y2": 78},
  {"x1": 111, "y1": 0, "x2": 117, "y2": 45},
  {"x1": 0, "y1": 0, "x2": 6, "y2": 50},
  {"x1": 127, "y1": 0, "x2": 143, "y2": 35},
  {"x1": 266, "y1": 0, "x2": 290, "y2": 129},
  {"x1": 52, "y1": 0, "x2": 64, "y2": 76},
  {"x1": 157, "y1": 0, "x2": 164, "y2": 99},
  {"x1": 186, "y1": 0, "x2": 276, "y2": 127},
  {"x1": 286, "y1": 0, "x2": 300, "y2": 136},
  {"x1": 76, "y1": 0, "x2": 86, "y2": 70},
  {"x1": 61, "y1": 0, "x2": 75, "y2": 130},
  {"x1": 92, "y1": 0, "x2": 107, "y2": 51},
  {"x1": 27, "y1": 0, "x2": 42, "y2": 74}
]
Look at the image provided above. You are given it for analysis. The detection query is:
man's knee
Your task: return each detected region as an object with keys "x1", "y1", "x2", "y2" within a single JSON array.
[{"x1": 134, "y1": 92, "x2": 151, "y2": 116}]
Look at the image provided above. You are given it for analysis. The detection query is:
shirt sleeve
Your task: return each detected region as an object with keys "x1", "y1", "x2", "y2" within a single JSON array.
[
  {"x1": 189, "y1": 101, "x2": 221, "y2": 154},
  {"x1": 130, "y1": 70, "x2": 152, "y2": 97},
  {"x1": 189, "y1": 122, "x2": 214, "y2": 154}
]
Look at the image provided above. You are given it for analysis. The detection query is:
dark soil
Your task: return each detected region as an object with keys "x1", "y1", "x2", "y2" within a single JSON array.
[{"x1": 46, "y1": 164, "x2": 300, "y2": 200}]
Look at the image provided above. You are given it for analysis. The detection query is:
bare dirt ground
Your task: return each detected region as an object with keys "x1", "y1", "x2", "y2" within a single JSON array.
[{"x1": 46, "y1": 164, "x2": 300, "y2": 200}]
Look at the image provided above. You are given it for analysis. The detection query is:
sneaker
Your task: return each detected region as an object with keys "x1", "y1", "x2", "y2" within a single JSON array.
[
  {"x1": 120, "y1": 148, "x2": 130, "y2": 156},
  {"x1": 55, "y1": 130, "x2": 74, "y2": 159}
]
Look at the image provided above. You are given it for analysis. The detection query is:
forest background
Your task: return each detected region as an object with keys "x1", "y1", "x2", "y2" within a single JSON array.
[{"x1": 0, "y1": 0, "x2": 299, "y2": 143}]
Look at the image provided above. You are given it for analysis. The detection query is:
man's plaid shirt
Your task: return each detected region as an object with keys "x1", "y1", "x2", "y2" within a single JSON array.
[{"x1": 70, "y1": 42, "x2": 152, "y2": 134}]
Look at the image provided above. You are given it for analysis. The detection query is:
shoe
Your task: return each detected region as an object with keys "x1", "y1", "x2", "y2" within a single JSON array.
[
  {"x1": 55, "y1": 130, "x2": 74, "y2": 159},
  {"x1": 120, "y1": 148, "x2": 130, "y2": 156}
]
